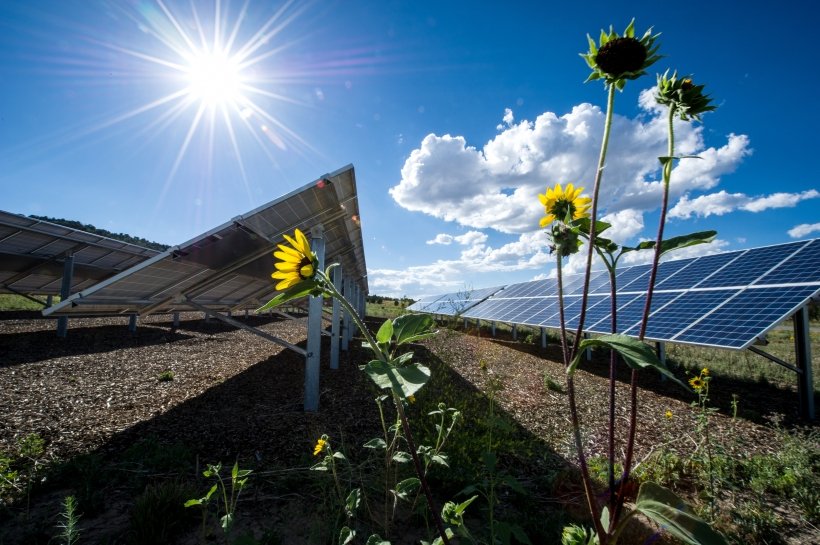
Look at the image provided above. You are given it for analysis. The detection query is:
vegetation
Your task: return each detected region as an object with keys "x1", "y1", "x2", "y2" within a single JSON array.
[{"x1": 28, "y1": 215, "x2": 171, "y2": 251}]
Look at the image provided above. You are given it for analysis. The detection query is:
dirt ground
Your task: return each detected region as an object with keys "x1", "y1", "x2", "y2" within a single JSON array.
[{"x1": 0, "y1": 312, "x2": 816, "y2": 543}]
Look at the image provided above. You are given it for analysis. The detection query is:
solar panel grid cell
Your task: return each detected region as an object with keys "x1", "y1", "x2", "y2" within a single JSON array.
[
  {"x1": 698, "y1": 242, "x2": 804, "y2": 288},
  {"x1": 565, "y1": 294, "x2": 611, "y2": 329},
  {"x1": 673, "y1": 286, "x2": 820, "y2": 348},
  {"x1": 754, "y1": 239, "x2": 820, "y2": 285},
  {"x1": 595, "y1": 290, "x2": 684, "y2": 334},
  {"x1": 654, "y1": 251, "x2": 738, "y2": 290},
  {"x1": 614, "y1": 265, "x2": 651, "y2": 292},
  {"x1": 625, "y1": 289, "x2": 732, "y2": 339}
]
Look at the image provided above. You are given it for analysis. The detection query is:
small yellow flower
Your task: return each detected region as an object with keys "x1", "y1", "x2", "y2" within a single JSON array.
[
  {"x1": 538, "y1": 183, "x2": 591, "y2": 227},
  {"x1": 313, "y1": 437, "x2": 327, "y2": 456},
  {"x1": 407, "y1": 395, "x2": 416, "y2": 403},
  {"x1": 689, "y1": 376, "x2": 704, "y2": 391},
  {"x1": 665, "y1": 410, "x2": 673, "y2": 420},
  {"x1": 272, "y1": 228, "x2": 317, "y2": 291},
  {"x1": 701, "y1": 367, "x2": 709, "y2": 377}
]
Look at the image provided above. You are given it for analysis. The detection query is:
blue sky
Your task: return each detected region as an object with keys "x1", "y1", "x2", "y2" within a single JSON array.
[{"x1": 1, "y1": 0, "x2": 818, "y2": 298}]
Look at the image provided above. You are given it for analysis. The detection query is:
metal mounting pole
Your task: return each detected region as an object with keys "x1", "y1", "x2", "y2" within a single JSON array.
[
  {"x1": 341, "y1": 276, "x2": 351, "y2": 351},
  {"x1": 173, "y1": 312, "x2": 180, "y2": 328},
  {"x1": 512, "y1": 324, "x2": 517, "y2": 341},
  {"x1": 541, "y1": 327, "x2": 547, "y2": 348},
  {"x1": 794, "y1": 306, "x2": 815, "y2": 420},
  {"x1": 305, "y1": 226, "x2": 326, "y2": 412},
  {"x1": 491, "y1": 321, "x2": 496, "y2": 337},
  {"x1": 330, "y1": 265, "x2": 343, "y2": 370},
  {"x1": 56, "y1": 254, "x2": 75, "y2": 338},
  {"x1": 128, "y1": 314, "x2": 137, "y2": 333}
]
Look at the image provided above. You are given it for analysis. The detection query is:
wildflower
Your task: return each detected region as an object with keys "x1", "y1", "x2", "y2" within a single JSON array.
[
  {"x1": 581, "y1": 19, "x2": 660, "y2": 89},
  {"x1": 701, "y1": 367, "x2": 709, "y2": 377},
  {"x1": 408, "y1": 395, "x2": 416, "y2": 403},
  {"x1": 689, "y1": 376, "x2": 705, "y2": 392},
  {"x1": 665, "y1": 410, "x2": 673, "y2": 420},
  {"x1": 271, "y1": 228, "x2": 318, "y2": 290},
  {"x1": 313, "y1": 437, "x2": 327, "y2": 456},
  {"x1": 538, "y1": 183, "x2": 591, "y2": 227},
  {"x1": 655, "y1": 70, "x2": 715, "y2": 121}
]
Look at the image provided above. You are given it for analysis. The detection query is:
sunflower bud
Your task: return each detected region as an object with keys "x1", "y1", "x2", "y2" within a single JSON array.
[
  {"x1": 581, "y1": 19, "x2": 660, "y2": 90},
  {"x1": 655, "y1": 70, "x2": 716, "y2": 121}
]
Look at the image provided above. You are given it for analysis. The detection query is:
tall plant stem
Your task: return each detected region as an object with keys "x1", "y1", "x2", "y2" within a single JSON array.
[
  {"x1": 606, "y1": 267, "x2": 618, "y2": 515},
  {"x1": 571, "y1": 83, "x2": 616, "y2": 359},
  {"x1": 395, "y1": 395, "x2": 451, "y2": 545},
  {"x1": 558, "y1": 255, "x2": 604, "y2": 539},
  {"x1": 615, "y1": 105, "x2": 676, "y2": 524}
]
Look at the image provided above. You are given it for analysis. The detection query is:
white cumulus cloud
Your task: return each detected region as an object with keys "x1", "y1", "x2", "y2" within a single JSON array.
[
  {"x1": 426, "y1": 233, "x2": 454, "y2": 245},
  {"x1": 669, "y1": 189, "x2": 819, "y2": 219},
  {"x1": 788, "y1": 223, "x2": 820, "y2": 238}
]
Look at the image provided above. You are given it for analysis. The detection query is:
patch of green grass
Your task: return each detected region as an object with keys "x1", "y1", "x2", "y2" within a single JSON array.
[
  {"x1": 157, "y1": 370, "x2": 175, "y2": 382},
  {"x1": 0, "y1": 294, "x2": 55, "y2": 311},
  {"x1": 126, "y1": 480, "x2": 198, "y2": 545}
]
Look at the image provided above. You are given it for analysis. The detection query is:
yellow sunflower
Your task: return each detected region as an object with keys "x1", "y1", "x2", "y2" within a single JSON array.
[
  {"x1": 271, "y1": 228, "x2": 317, "y2": 291},
  {"x1": 538, "y1": 183, "x2": 592, "y2": 227},
  {"x1": 665, "y1": 410, "x2": 673, "y2": 420},
  {"x1": 689, "y1": 376, "x2": 704, "y2": 392},
  {"x1": 313, "y1": 437, "x2": 327, "y2": 456}
]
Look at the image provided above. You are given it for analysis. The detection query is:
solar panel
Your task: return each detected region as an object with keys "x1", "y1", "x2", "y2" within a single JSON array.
[
  {"x1": 0, "y1": 211, "x2": 159, "y2": 296},
  {"x1": 43, "y1": 165, "x2": 367, "y2": 317},
  {"x1": 410, "y1": 285, "x2": 504, "y2": 316},
  {"x1": 418, "y1": 238, "x2": 820, "y2": 350}
]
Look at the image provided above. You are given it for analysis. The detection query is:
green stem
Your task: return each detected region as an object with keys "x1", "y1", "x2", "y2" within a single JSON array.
[
  {"x1": 615, "y1": 104, "x2": 677, "y2": 526},
  {"x1": 558, "y1": 254, "x2": 604, "y2": 539},
  {"x1": 321, "y1": 271, "x2": 386, "y2": 361},
  {"x1": 571, "y1": 83, "x2": 616, "y2": 361}
]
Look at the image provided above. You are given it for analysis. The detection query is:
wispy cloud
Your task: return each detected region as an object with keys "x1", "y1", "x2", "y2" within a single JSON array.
[
  {"x1": 787, "y1": 222, "x2": 820, "y2": 238},
  {"x1": 669, "y1": 189, "x2": 819, "y2": 219}
]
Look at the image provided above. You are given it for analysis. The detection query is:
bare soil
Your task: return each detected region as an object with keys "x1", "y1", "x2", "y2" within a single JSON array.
[{"x1": 0, "y1": 313, "x2": 816, "y2": 544}]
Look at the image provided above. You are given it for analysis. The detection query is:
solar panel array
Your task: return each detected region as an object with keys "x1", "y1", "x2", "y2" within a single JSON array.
[
  {"x1": 0, "y1": 211, "x2": 159, "y2": 296},
  {"x1": 407, "y1": 285, "x2": 504, "y2": 316},
  {"x1": 43, "y1": 165, "x2": 367, "y2": 317},
  {"x1": 416, "y1": 238, "x2": 820, "y2": 350}
]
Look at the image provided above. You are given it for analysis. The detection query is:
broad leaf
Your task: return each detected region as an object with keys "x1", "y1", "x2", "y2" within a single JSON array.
[
  {"x1": 574, "y1": 218, "x2": 612, "y2": 236},
  {"x1": 366, "y1": 536, "x2": 391, "y2": 545},
  {"x1": 441, "y1": 495, "x2": 478, "y2": 525},
  {"x1": 392, "y1": 451, "x2": 412, "y2": 464},
  {"x1": 340, "y1": 527, "x2": 355, "y2": 545},
  {"x1": 392, "y1": 314, "x2": 436, "y2": 346},
  {"x1": 345, "y1": 488, "x2": 361, "y2": 517},
  {"x1": 362, "y1": 359, "x2": 431, "y2": 398},
  {"x1": 376, "y1": 319, "x2": 393, "y2": 345},
  {"x1": 634, "y1": 482, "x2": 728, "y2": 545},
  {"x1": 394, "y1": 477, "x2": 420, "y2": 501},
  {"x1": 363, "y1": 438, "x2": 387, "y2": 450},
  {"x1": 636, "y1": 231, "x2": 717, "y2": 257},
  {"x1": 257, "y1": 280, "x2": 323, "y2": 312},
  {"x1": 569, "y1": 334, "x2": 686, "y2": 389}
]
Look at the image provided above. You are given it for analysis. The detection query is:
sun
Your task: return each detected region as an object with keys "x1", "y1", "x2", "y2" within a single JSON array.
[{"x1": 185, "y1": 49, "x2": 244, "y2": 107}]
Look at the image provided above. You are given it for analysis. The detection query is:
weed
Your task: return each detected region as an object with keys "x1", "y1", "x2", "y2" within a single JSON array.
[
  {"x1": 543, "y1": 373, "x2": 565, "y2": 394},
  {"x1": 186, "y1": 461, "x2": 252, "y2": 536},
  {"x1": 55, "y1": 495, "x2": 81, "y2": 545},
  {"x1": 157, "y1": 370, "x2": 175, "y2": 382}
]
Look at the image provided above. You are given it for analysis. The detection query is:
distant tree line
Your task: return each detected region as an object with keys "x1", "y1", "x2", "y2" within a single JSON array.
[
  {"x1": 29, "y1": 215, "x2": 171, "y2": 251},
  {"x1": 367, "y1": 294, "x2": 415, "y2": 307}
]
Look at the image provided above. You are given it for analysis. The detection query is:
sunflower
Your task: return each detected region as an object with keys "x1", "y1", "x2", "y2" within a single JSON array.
[
  {"x1": 581, "y1": 19, "x2": 660, "y2": 90},
  {"x1": 665, "y1": 410, "x2": 673, "y2": 420},
  {"x1": 538, "y1": 183, "x2": 591, "y2": 227},
  {"x1": 271, "y1": 228, "x2": 317, "y2": 291},
  {"x1": 313, "y1": 437, "x2": 328, "y2": 456},
  {"x1": 701, "y1": 367, "x2": 710, "y2": 377},
  {"x1": 689, "y1": 376, "x2": 705, "y2": 392},
  {"x1": 655, "y1": 70, "x2": 716, "y2": 121}
]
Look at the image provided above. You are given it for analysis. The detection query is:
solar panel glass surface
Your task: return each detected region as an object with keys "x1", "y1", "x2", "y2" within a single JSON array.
[
  {"x1": 654, "y1": 251, "x2": 739, "y2": 290},
  {"x1": 754, "y1": 239, "x2": 820, "y2": 285},
  {"x1": 698, "y1": 242, "x2": 805, "y2": 288}
]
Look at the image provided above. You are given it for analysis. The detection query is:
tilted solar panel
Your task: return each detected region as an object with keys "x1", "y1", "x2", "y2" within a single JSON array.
[{"x1": 415, "y1": 238, "x2": 820, "y2": 350}]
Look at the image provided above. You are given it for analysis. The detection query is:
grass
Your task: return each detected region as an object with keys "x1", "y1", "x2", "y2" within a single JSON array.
[
  {"x1": 365, "y1": 300, "x2": 412, "y2": 320},
  {"x1": 0, "y1": 294, "x2": 55, "y2": 311}
]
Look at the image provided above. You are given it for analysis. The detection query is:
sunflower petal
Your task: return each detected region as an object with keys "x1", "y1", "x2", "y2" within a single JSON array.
[
  {"x1": 294, "y1": 229, "x2": 312, "y2": 256},
  {"x1": 276, "y1": 244, "x2": 302, "y2": 259}
]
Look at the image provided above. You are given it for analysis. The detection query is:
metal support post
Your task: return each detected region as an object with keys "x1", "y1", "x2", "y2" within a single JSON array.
[
  {"x1": 655, "y1": 342, "x2": 667, "y2": 365},
  {"x1": 541, "y1": 327, "x2": 547, "y2": 348},
  {"x1": 244, "y1": 309, "x2": 249, "y2": 319},
  {"x1": 341, "y1": 277, "x2": 351, "y2": 351},
  {"x1": 305, "y1": 226, "x2": 326, "y2": 412},
  {"x1": 491, "y1": 321, "x2": 496, "y2": 337},
  {"x1": 330, "y1": 265, "x2": 343, "y2": 370},
  {"x1": 173, "y1": 312, "x2": 180, "y2": 328},
  {"x1": 584, "y1": 332, "x2": 592, "y2": 361},
  {"x1": 56, "y1": 254, "x2": 75, "y2": 338},
  {"x1": 46, "y1": 295, "x2": 53, "y2": 307},
  {"x1": 463, "y1": 317, "x2": 468, "y2": 329},
  {"x1": 128, "y1": 314, "x2": 138, "y2": 333},
  {"x1": 794, "y1": 306, "x2": 815, "y2": 420},
  {"x1": 512, "y1": 324, "x2": 517, "y2": 341}
]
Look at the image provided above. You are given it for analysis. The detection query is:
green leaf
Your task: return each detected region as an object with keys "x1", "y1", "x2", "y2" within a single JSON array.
[
  {"x1": 363, "y1": 438, "x2": 387, "y2": 449},
  {"x1": 442, "y1": 495, "x2": 478, "y2": 525},
  {"x1": 362, "y1": 359, "x2": 431, "y2": 398},
  {"x1": 502, "y1": 474, "x2": 526, "y2": 494},
  {"x1": 569, "y1": 334, "x2": 686, "y2": 389},
  {"x1": 257, "y1": 280, "x2": 322, "y2": 312},
  {"x1": 394, "y1": 477, "x2": 420, "y2": 500},
  {"x1": 392, "y1": 451, "x2": 412, "y2": 464},
  {"x1": 340, "y1": 527, "x2": 355, "y2": 545},
  {"x1": 636, "y1": 231, "x2": 717, "y2": 257},
  {"x1": 345, "y1": 488, "x2": 361, "y2": 517},
  {"x1": 574, "y1": 217, "x2": 611, "y2": 236},
  {"x1": 431, "y1": 454, "x2": 449, "y2": 468},
  {"x1": 633, "y1": 482, "x2": 728, "y2": 545},
  {"x1": 221, "y1": 512, "x2": 234, "y2": 532},
  {"x1": 184, "y1": 498, "x2": 202, "y2": 507},
  {"x1": 600, "y1": 506, "x2": 610, "y2": 532},
  {"x1": 365, "y1": 535, "x2": 391, "y2": 545},
  {"x1": 392, "y1": 314, "x2": 436, "y2": 345},
  {"x1": 376, "y1": 319, "x2": 393, "y2": 345}
]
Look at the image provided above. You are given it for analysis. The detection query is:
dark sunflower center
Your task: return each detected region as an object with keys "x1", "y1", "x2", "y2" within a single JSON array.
[
  {"x1": 681, "y1": 79, "x2": 694, "y2": 91},
  {"x1": 595, "y1": 37, "x2": 647, "y2": 76},
  {"x1": 554, "y1": 198, "x2": 576, "y2": 221}
]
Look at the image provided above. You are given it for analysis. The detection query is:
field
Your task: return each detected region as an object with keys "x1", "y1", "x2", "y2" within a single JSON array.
[{"x1": 0, "y1": 303, "x2": 818, "y2": 544}]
